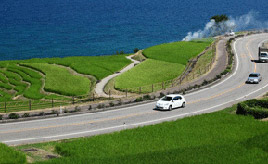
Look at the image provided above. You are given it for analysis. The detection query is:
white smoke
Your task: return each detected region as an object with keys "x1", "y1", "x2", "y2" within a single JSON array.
[{"x1": 183, "y1": 11, "x2": 268, "y2": 41}]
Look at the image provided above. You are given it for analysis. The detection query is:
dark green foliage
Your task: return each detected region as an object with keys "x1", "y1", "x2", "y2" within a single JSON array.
[
  {"x1": 159, "y1": 92, "x2": 165, "y2": 98},
  {"x1": 236, "y1": 99, "x2": 268, "y2": 119},
  {"x1": 135, "y1": 97, "x2": 143, "y2": 102},
  {"x1": 0, "y1": 114, "x2": 2, "y2": 120},
  {"x1": 143, "y1": 95, "x2": 151, "y2": 100},
  {"x1": 97, "y1": 104, "x2": 105, "y2": 109},
  {"x1": 202, "y1": 79, "x2": 209, "y2": 86},
  {"x1": 22, "y1": 113, "x2": 30, "y2": 118},
  {"x1": 133, "y1": 48, "x2": 139, "y2": 53},
  {"x1": 109, "y1": 102, "x2": 115, "y2": 107},
  {"x1": 8, "y1": 113, "x2": 20, "y2": 119},
  {"x1": 211, "y1": 14, "x2": 229, "y2": 23}
]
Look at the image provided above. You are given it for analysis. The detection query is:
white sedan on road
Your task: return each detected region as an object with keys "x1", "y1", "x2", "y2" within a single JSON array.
[{"x1": 156, "y1": 94, "x2": 186, "y2": 111}]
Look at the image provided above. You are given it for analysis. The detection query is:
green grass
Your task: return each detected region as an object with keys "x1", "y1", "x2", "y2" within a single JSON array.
[
  {"x1": 0, "y1": 143, "x2": 26, "y2": 164},
  {"x1": 0, "y1": 69, "x2": 21, "y2": 81},
  {"x1": 6, "y1": 64, "x2": 45, "y2": 99},
  {"x1": 1, "y1": 55, "x2": 132, "y2": 80},
  {"x1": 0, "y1": 82, "x2": 13, "y2": 90},
  {"x1": 24, "y1": 63, "x2": 91, "y2": 96},
  {"x1": 115, "y1": 59, "x2": 185, "y2": 91},
  {"x1": 143, "y1": 40, "x2": 212, "y2": 65},
  {"x1": 15, "y1": 106, "x2": 268, "y2": 163},
  {"x1": 0, "y1": 89, "x2": 13, "y2": 101},
  {"x1": 0, "y1": 72, "x2": 8, "y2": 83},
  {"x1": 114, "y1": 40, "x2": 212, "y2": 91},
  {"x1": 0, "y1": 55, "x2": 131, "y2": 104}
]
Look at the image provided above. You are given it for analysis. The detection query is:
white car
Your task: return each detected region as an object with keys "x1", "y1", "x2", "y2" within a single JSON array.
[{"x1": 156, "y1": 94, "x2": 186, "y2": 111}]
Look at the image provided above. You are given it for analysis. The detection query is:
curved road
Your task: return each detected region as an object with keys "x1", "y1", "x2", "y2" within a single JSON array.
[{"x1": 1, "y1": 33, "x2": 268, "y2": 146}]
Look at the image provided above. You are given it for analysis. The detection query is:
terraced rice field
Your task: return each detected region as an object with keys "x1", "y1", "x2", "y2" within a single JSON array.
[
  {"x1": 115, "y1": 40, "x2": 212, "y2": 91},
  {"x1": 0, "y1": 55, "x2": 131, "y2": 104}
]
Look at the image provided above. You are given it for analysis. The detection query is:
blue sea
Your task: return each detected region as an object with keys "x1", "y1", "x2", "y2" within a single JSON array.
[{"x1": 0, "y1": 0, "x2": 267, "y2": 60}]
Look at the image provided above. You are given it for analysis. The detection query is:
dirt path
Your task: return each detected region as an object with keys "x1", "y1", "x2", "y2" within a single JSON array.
[{"x1": 95, "y1": 51, "x2": 141, "y2": 98}]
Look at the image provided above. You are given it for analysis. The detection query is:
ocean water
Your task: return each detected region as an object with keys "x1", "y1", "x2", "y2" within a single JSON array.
[{"x1": 0, "y1": 0, "x2": 267, "y2": 60}]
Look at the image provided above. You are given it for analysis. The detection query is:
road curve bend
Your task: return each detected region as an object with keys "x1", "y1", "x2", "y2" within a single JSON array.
[{"x1": 1, "y1": 33, "x2": 268, "y2": 145}]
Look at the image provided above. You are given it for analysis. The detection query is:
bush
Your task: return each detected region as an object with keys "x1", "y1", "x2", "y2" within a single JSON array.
[
  {"x1": 97, "y1": 104, "x2": 105, "y2": 109},
  {"x1": 216, "y1": 74, "x2": 222, "y2": 79},
  {"x1": 202, "y1": 80, "x2": 209, "y2": 86},
  {"x1": 39, "y1": 112, "x2": 45, "y2": 116},
  {"x1": 159, "y1": 92, "x2": 165, "y2": 98},
  {"x1": 52, "y1": 110, "x2": 59, "y2": 114},
  {"x1": 74, "y1": 106, "x2": 81, "y2": 112},
  {"x1": 109, "y1": 102, "x2": 115, "y2": 107},
  {"x1": 143, "y1": 95, "x2": 151, "y2": 100},
  {"x1": 22, "y1": 113, "x2": 30, "y2": 118},
  {"x1": 133, "y1": 48, "x2": 139, "y2": 53},
  {"x1": 236, "y1": 99, "x2": 268, "y2": 119},
  {"x1": 135, "y1": 97, "x2": 143, "y2": 102},
  {"x1": 8, "y1": 113, "x2": 20, "y2": 119},
  {"x1": 0, "y1": 115, "x2": 2, "y2": 120}
]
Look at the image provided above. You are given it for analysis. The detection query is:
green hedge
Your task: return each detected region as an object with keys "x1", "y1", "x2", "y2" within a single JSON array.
[{"x1": 236, "y1": 99, "x2": 268, "y2": 119}]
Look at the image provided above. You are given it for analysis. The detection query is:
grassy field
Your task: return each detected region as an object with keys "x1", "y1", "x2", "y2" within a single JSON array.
[
  {"x1": 14, "y1": 105, "x2": 268, "y2": 163},
  {"x1": 24, "y1": 63, "x2": 91, "y2": 96},
  {"x1": 143, "y1": 40, "x2": 212, "y2": 65},
  {"x1": 115, "y1": 59, "x2": 185, "y2": 91},
  {"x1": 0, "y1": 143, "x2": 26, "y2": 163},
  {"x1": 0, "y1": 55, "x2": 131, "y2": 102},
  {"x1": 114, "y1": 40, "x2": 212, "y2": 91},
  {"x1": 20, "y1": 55, "x2": 132, "y2": 80}
]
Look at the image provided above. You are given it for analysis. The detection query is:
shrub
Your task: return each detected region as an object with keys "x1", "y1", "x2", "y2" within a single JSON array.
[
  {"x1": 8, "y1": 113, "x2": 19, "y2": 119},
  {"x1": 159, "y1": 92, "x2": 165, "y2": 98},
  {"x1": 74, "y1": 106, "x2": 81, "y2": 112},
  {"x1": 97, "y1": 104, "x2": 105, "y2": 109},
  {"x1": 39, "y1": 112, "x2": 45, "y2": 116},
  {"x1": 236, "y1": 100, "x2": 268, "y2": 119},
  {"x1": 52, "y1": 110, "x2": 59, "y2": 114},
  {"x1": 22, "y1": 113, "x2": 30, "y2": 118},
  {"x1": 216, "y1": 74, "x2": 222, "y2": 79},
  {"x1": 0, "y1": 115, "x2": 2, "y2": 120},
  {"x1": 182, "y1": 90, "x2": 186, "y2": 95},
  {"x1": 143, "y1": 95, "x2": 151, "y2": 100},
  {"x1": 109, "y1": 102, "x2": 115, "y2": 107},
  {"x1": 202, "y1": 80, "x2": 209, "y2": 86},
  {"x1": 133, "y1": 48, "x2": 139, "y2": 53},
  {"x1": 135, "y1": 97, "x2": 143, "y2": 102}
]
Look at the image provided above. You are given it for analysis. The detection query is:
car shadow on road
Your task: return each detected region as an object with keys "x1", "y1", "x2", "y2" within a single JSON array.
[
  {"x1": 153, "y1": 107, "x2": 182, "y2": 112},
  {"x1": 251, "y1": 59, "x2": 267, "y2": 63}
]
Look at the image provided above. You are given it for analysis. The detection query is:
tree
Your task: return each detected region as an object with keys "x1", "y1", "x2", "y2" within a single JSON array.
[{"x1": 210, "y1": 15, "x2": 228, "y2": 23}]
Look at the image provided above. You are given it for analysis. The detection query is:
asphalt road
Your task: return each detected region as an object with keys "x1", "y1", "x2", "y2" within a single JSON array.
[{"x1": 1, "y1": 33, "x2": 268, "y2": 146}]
